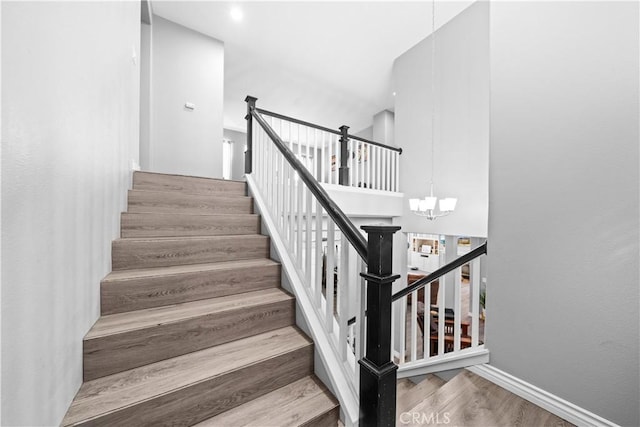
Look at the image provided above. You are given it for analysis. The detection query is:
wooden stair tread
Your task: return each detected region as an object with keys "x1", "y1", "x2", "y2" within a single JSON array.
[
  {"x1": 127, "y1": 189, "x2": 253, "y2": 215},
  {"x1": 135, "y1": 170, "x2": 246, "y2": 185},
  {"x1": 86, "y1": 288, "x2": 292, "y2": 339},
  {"x1": 114, "y1": 234, "x2": 266, "y2": 243},
  {"x1": 121, "y1": 212, "x2": 260, "y2": 238},
  {"x1": 112, "y1": 234, "x2": 270, "y2": 270},
  {"x1": 195, "y1": 376, "x2": 339, "y2": 427},
  {"x1": 133, "y1": 171, "x2": 246, "y2": 195},
  {"x1": 63, "y1": 326, "x2": 312, "y2": 425},
  {"x1": 103, "y1": 258, "x2": 278, "y2": 282},
  {"x1": 129, "y1": 187, "x2": 249, "y2": 200}
]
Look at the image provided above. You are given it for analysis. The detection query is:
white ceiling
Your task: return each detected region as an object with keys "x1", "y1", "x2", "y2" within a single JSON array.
[{"x1": 152, "y1": 1, "x2": 475, "y2": 133}]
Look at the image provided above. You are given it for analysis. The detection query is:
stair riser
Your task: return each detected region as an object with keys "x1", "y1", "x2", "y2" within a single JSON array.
[
  {"x1": 133, "y1": 171, "x2": 246, "y2": 196},
  {"x1": 112, "y1": 236, "x2": 270, "y2": 270},
  {"x1": 73, "y1": 345, "x2": 313, "y2": 427},
  {"x1": 101, "y1": 264, "x2": 281, "y2": 315},
  {"x1": 121, "y1": 213, "x2": 260, "y2": 238},
  {"x1": 84, "y1": 299, "x2": 295, "y2": 380},
  {"x1": 128, "y1": 190, "x2": 253, "y2": 215}
]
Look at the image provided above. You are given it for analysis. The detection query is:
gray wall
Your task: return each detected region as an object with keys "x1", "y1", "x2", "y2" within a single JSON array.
[
  {"x1": 1, "y1": 2, "x2": 140, "y2": 425},
  {"x1": 487, "y1": 2, "x2": 639, "y2": 426},
  {"x1": 373, "y1": 110, "x2": 395, "y2": 146},
  {"x1": 150, "y1": 16, "x2": 224, "y2": 178},
  {"x1": 393, "y1": 1, "x2": 489, "y2": 238},
  {"x1": 223, "y1": 128, "x2": 247, "y2": 181}
]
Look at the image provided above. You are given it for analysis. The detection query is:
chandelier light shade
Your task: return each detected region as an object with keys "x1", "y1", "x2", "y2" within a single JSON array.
[{"x1": 410, "y1": 183, "x2": 457, "y2": 220}]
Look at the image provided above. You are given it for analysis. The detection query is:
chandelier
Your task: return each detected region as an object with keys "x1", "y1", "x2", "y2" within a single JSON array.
[{"x1": 409, "y1": 0, "x2": 457, "y2": 221}]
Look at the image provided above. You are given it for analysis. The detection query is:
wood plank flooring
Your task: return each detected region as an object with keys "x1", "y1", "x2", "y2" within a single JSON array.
[{"x1": 399, "y1": 370, "x2": 574, "y2": 427}]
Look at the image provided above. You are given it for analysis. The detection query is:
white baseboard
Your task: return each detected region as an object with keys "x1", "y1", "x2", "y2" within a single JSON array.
[{"x1": 467, "y1": 364, "x2": 619, "y2": 427}]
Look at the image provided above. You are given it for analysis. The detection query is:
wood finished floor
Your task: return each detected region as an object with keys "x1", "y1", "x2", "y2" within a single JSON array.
[{"x1": 400, "y1": 370, "x2": 574, "y2": 427}]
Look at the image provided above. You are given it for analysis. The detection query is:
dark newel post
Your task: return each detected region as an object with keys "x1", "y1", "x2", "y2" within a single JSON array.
[
  {"x1": 359, "y1": 225, "x2": 401, "y2": 426},
  {"x1": 244, "y1": 96, "x2": 258, "y2": 174},
  {"x1": 338, "y1": 125, "x2": 350, "y2": 186}
]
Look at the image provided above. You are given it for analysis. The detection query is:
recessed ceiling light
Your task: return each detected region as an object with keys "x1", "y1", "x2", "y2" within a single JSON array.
[
  {"x1": 230, "y1": 7, "x2": 243, "y2": 22},
  {"x1": 392, "y1": 92, "x2": 397, "y2": 96}
]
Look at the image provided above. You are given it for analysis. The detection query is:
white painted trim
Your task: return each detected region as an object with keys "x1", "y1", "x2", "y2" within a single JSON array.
[
  {"x1": 246, "y1": 174, "x2": 360, "y2": 426},
  {"x1": 397, "y1": 347, "x2": 489, "y2": 378},
  {"x1": 467, "y1": 364, "x2": 619, "y2": 427},
  {"x1": 321, "y1": 182, "x2": 404, "y2": 198}
]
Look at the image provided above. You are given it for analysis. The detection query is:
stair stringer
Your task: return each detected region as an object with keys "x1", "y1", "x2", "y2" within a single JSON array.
[{"x1": 246, "y1": 175, "x2": 359, "y2": 427}]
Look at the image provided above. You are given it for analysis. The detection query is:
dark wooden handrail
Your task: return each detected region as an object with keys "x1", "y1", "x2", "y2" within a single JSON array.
[
  {"x1": 392, "y1": 242, "x2": 488, "y2": 302},
  {"x1": 256, "y1": 107, "x2": 341, "y2": 136},
  {"x1": 256, "y1": 107, "x2": 402, "y2": 154},
  {"x1": 251, "y1": 108, "x2": 368, "y2": 261},
  {"x1": 348, "y1": 133, "x2": 403, "y2": 154}
]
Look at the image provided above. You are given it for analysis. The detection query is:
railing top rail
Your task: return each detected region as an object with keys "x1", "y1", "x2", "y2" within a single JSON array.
[
  {"x1": 255, "y1": 107, "x2": 402, "y2": 154},
  {"x1": 392, "y1": 242, "x2": 487, "y2": 302},
  {"x1": 251, "y1": 108, "x2": 368, "y2": 261},
  {"x1": 256, "y1": 108, "x2": 341, "y2": 136},
  {"x1": 347, "y1": 133, "x2": 403, "y2": 154}
]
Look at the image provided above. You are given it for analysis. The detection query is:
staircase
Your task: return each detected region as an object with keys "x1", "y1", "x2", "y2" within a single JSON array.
[
  {"x1": 62, "y1": 171, "x2": 339, "y2": 426},
  {"x1": 395, "y1": 370, "x2": 574, "y2": 426}
]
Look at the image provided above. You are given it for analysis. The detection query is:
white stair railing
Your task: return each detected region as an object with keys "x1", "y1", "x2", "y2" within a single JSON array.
[
  {"x1": 247, "y1": 103, "x2": 370, "y2": 426},
  {"x1": 256, "y1": 108, "x2": 402, "y2": 192},
  {"x1": 392, "y1": 244, "x2": 489, "y2": 377}
]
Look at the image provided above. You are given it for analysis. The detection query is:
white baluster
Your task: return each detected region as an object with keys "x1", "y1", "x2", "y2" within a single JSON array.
[
  {"x1": 315, "y1": 201, "x2": 323, "y2": 306},
  {"x1": 355, "y1": 142, "x2": 360, "y2": 188},
  {"x1": 454, "y1": 267, "x2": 462, "y2": 352},
  {"x1": 321, "y1": 131, "x2": 326, "y2": 184},
  {"x1": 438, "y1": 275, "x2": 445, "y2": 356},
  {"x1": 356, "y1": 257, "x2": 367, "y2": 377},
  {"x1": 296, "y1": 175, "x2": 303, "y2": 267},
  {"x1": 325, "y1": 220, "x2": 335, "y2": 332},
  {"x1": 375, "y1": 146, "x2": 381, "y2": 190},
  {"x1": 390, "y1": 151, "x2": 396, "y2": 192},
  {"x1": 472, "y1": 258, "x2": 481, "y2": 347},
  {"x1": 338, "y1": 234, "x2": 349, "y2": 360},
  {"x1": 305, "y1": 186, "x2": 312, "y2": 285},
  {"x1": 424, "y1": 282, "x2": 430, "y2": 359},
  {"x1": 278, "y1": 121, "x2": 285, "y2": 231},
  {"x1": 399, "y1": 295, "x2": 406, "y2": 364},
  {"x1": 391, "y1": 300, "x2": 396, "y2": 362},
  {"x1": 288, "y1": 166, "x2": 295, "y2": 249},
  {"x1": 410, "y1": 290, "x2": 418, "y2": 362},
  {"x1": 381, "y1": 149, "x2": 387, "y2": 191},
  {"x1": 396, "y1": 152, "x2": 400, "y2": 192}
]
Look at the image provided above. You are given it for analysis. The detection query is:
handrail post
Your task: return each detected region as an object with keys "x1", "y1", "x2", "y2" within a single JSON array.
[
  {"x1": 359, "y1": 225, "x2": 400, "y2": 426},
  {"x1": 244, "y1": 96, "x2": 258, "y2": 174},
  {"x1": 339, "y1": 125, "x2": 350, "y2": 186}
]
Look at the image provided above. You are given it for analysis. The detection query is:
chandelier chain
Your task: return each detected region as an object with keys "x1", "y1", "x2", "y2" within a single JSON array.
[{"x1": 430, "y1": 0, "x2": 436, "y2": 190}]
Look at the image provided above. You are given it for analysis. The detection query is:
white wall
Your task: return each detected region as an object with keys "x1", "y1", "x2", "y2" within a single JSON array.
[
  {"x1": 393, "y1": 1, "x2": 489, "y2": 238},
  {"x1": 1, "y1": 2, "x2": 140, "y2": 425},
  {"x1": 223, "y1": 128, "x2": 247, "y2": 181},
  {"x1": 372, "y1": 110, "x2": 395, "y2": 147},
  {"x1": 140, "y1": 21, "x2": 152, "y2": 171},
  {"x1": 150, "y1": 16, "x2": 224, "y2": 178},
  {"x1": 487, "y1": 2, "x2": 639, "y2": 426}
]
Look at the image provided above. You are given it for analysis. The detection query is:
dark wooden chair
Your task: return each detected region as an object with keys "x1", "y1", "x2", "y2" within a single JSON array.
[{"x1": 408, "y1": 274, "x2": 471, "y2": 356}]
